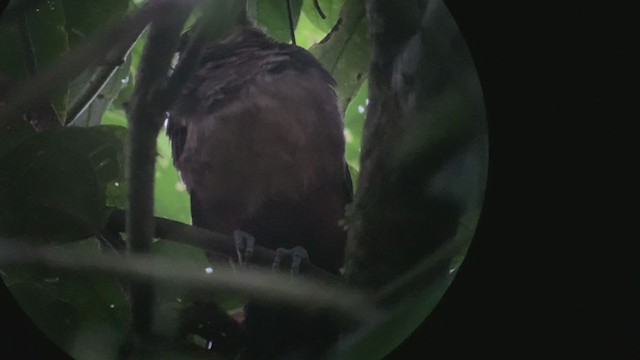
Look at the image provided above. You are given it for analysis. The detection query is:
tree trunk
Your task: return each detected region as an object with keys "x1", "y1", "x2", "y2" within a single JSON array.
[{"x1": 345, "y1": 0, "x2": 487, "y2": 304}]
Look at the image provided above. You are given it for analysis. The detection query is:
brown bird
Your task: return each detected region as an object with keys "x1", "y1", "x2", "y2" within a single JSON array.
[{"x1": 167, "y1": 24, "x2": 352, "y2": 358}]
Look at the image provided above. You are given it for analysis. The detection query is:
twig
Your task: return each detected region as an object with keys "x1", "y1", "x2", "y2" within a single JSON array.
[
  {"x1": 107, "y1": 208, "x2": 342, "y2": 283},
  {"x1": 313, "y1": 0, "x2": 327, "y2": 19},
  {"x1": 0, "y1": 0, "x2": 175, "y2": 127},
  {"x1": 286, "y1": 0, "x2": 297, "y2": 45},
  {"x1": 0, "y1": 240, "x2": 379, "y2": 325}
]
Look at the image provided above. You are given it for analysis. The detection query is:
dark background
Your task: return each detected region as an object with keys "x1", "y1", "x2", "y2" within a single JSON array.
[
  {"x1": 390, "y1": 1, "x2": 637, "y2": 358},
  {"x1": 1, "y1": 1, "x2": 636, "y2": 358}
]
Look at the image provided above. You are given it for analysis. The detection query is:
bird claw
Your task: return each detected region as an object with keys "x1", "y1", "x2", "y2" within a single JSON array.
[
  {"x1": 272, "y1": 246, "x2": 309, "y2": 276},
  {"x1": 233, "y1": 230, "x2": 255, "y2": 268}
]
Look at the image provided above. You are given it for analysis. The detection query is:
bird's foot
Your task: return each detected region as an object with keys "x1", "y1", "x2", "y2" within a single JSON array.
[
  {"x1": 232, "y1": 230, "x2": 255, "y2": 269},
  {"x1": 272, "y1": 246, "x2": 309, "y2": 276}
]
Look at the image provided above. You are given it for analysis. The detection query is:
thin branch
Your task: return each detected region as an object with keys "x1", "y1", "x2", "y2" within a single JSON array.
[
  {"x1": 0, "y1": 0, "x2": 176, "y2": 127},
  {"x1": 107, "y1": 208, "x2": 342, "y2": 283},
  {"x1": 286, "y1": 0, "x2": 297, "y2": 45},
  {"x1": 0, "y1": 240, "x2": 379, "y2": 325},
  {"x1": 313, "y1": 0, "x2": 327, "y2": 19}
]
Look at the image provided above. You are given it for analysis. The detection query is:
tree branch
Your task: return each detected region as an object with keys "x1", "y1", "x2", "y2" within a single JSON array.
[
  {"x1": 0, "y1": 240, "x2": 378, "y2": 326},
  {"x1": 345, "y1": 0, "x2": 485, "y2": 296},
  {"x1": 107, "y1": 208, "x2": 342, "y2": 284}
]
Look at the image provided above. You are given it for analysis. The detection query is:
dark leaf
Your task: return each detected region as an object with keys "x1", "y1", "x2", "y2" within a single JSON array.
[
  {"x1": 61, "y1": 0, "x2": 129, "y2": 47},
  {"x1": 0, "y1": 126, "x2": 126, "y2": 240},
  {"x1": 0, "y1": 1, "x2": 70, "y2": 124},
  {"x1": 2, "y1": 238, "x2": 131, "y2": 359}
]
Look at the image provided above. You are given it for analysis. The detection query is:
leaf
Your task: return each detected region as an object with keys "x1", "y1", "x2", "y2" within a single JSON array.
[
  {"x1": 0, "y1": 117, "x2": 36, "y2": 159},
  {"x1": 68, "y1": 53, "x2": 132, "y2": 127},
  {"x1": 0, "y1": 1, "x2": 70, "y2": 124},
  {"x1": 301, "y1": 0, "x2": 345, "y2": 33},
  {"x1": 0, "y1": 126, "x2": 127, "y2": 241},
  {"x1": 62, "y1": 0, "x2": 132, "y2": 126},
  {"x1": 249, "y1": 0, "x2": 303, "y2": 43},
  {"x1": 61, "y1": 0, "x2": 129, "y2": 47},
  {"x1": 102, "y1": 108, "x2": 192, "y2": 222},
  {"x1": 343, "y1": 81, "x2": 367, "y2": 171},
  {"x1": 309, "y1": 0, "x2": 369, "y2": 108},
  {"x1": 2, "y1": 238, "x2": 131, "y2": 359},
  {"x1": 155, "y1": 122, "x2": 192, "y2": 224}
]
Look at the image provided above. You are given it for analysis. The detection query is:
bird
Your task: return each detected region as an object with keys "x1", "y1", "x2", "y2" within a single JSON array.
[{"x1": 167, "y1": 22, "x2": 352, "y2": 359}]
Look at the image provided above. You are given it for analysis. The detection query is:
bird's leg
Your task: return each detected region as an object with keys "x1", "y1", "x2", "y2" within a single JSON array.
[
  {"x1": 272, "y1": 246, "x2": 310, "y2": 276},
  {"x1": 232, "y1": 230, "x2": 255, "y2": 268}
]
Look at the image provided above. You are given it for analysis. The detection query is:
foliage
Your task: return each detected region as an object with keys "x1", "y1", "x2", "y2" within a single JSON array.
[
  {"x1": 0, "y1": 0, "x2": 369, "y2": 358},
  {"x1": 0, "y1": 0, "x2": 486, "y2": 359}
]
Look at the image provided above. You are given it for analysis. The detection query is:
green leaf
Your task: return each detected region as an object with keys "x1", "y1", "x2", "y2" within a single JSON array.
[
  {"x1": 68, "y1": 53, "x2": 132, "y2": 127},
  {"x1": 301, "y1": 0, "x2": 345, "y2": 33},
  {"x1": 2, "y1": 238, "x2": 131, "y2": 359},
  {"x1": 249, "y1": 0, "x2": 303, "y2": 43},
  {"x1": 343, "y1": 81, "x2": 367, "y2": 171},
  {"x1": 0, "y1": 126, "x2": 126, "y2": 240},
  {"x1": 102, "y1": 108, "x2": 192, "y2": 223},
  {"x1": 309, "y1": 0, "x2": 369, "y2": 108}
]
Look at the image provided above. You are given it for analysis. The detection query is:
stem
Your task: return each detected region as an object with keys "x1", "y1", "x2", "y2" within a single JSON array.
[{"x1": 286, "y1": 0, "x2": 297, "y2": 45}]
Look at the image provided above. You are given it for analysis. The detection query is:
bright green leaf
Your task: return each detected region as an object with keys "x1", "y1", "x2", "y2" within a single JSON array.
[
  {"x1": 309, "y1": 0, "x2": 369, "y2": 109},
  {"x1": 301, "y1": 0, "x2": 345, "y2": 33}
]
